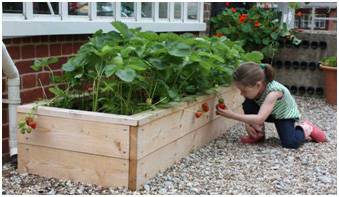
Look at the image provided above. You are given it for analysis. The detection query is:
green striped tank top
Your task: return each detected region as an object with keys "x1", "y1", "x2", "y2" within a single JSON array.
[{"x1": 254, "y1": 80, "x2": 301, "y2": 120}]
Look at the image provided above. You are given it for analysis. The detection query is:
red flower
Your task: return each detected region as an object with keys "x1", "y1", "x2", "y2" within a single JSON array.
[
  {"x1": 231, "y1": 7, "x2": 236, "y2": 13},
  {"x1": 214, "y1": 33, "x2": 224, "y2": 38},
  {"x1": 239, "y1": 14, "x2": 248, "y2": 23},
  {"x1": 254, "y1": 21, "x2": 261, "y2": 27},
  {"x1": 84, "y1": 84, "x2": 93, "y2": 92},
  {"x1": 296, "y1": 11, "x2": 303, "y2": 17},
  {"x1": 225, "y1": 2, "x2": 230, "y2": 7}
]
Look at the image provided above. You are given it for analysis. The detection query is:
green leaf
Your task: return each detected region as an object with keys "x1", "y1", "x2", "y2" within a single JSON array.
[
  {"x1": 262, "y1": 38, "x2": 270, "y2": 45},
  {"x1": 148, "y1": 58, "x2": 166, "y2": 70},
  {"x1": 121, "y1": 46, "x2": 136, "y2": 57},
  {"x1": 168, "y1": 43, "x2": 191, "y2": 57},
  {"x1": 112, "y1": 55, "x2": 124, "y2": 66},
  {"x1": 112, "y1": 21, "x2": 129, "y2": 38},
  {"x1": 240, "y1": 23, "x2": 252, "y2": 33},
  {"x1": 62, "y1": 62, "x2": 76, "y2": 72},
  {"x1": 104, "y1": 64, "x2": 118, "y2": 77},
  {"x1": 115, "y1": 68, "x2": 136, "y2": 82},
  {"x1": 128, "y1": 64, "x2": 146, "y2": 71},
  {"x1": 243, "y1": 51, "x2": 264, "y2": 63}
]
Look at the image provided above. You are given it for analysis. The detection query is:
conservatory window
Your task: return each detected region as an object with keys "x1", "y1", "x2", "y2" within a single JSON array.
[
  {"x1": 2, "y1": 2, "x2": 206, "y2": 36},
  {"x1": 174, "y1": 2, "x2": 182, "y2": 19},
  {"x1": 97, "y1": 2, "x2": 114, "y2": 17},
  {"x1": 33, "y1": 2, "x2": 59, "y2": 15},
  {"x1": 121, "y1": 2, "x2": 135, "y2": 18},
  {"x1": 187, "y1": 2, "x2": 198, "y2": 20},
  {"x1": 159, "y1": 2, "x2": 168, "y2": 19},
  {"x1": 68, "y1": 2, "x2": 88, "y2": 16},
  {"x1": 3, "y1": 2, "x2": 23, "y2": 14},
  {"x1": 141, "y1": 2, "x2": 153, "y2": 19}
]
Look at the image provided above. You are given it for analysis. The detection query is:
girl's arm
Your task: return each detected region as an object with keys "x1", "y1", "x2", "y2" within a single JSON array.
[{"x1": 216, "y1": 91, "x2": 283, "y2": 125}]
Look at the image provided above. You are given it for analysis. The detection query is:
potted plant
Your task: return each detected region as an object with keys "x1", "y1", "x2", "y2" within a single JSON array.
[{"x1": 320, "y1": 56, "x2": 337, "y2": 105}]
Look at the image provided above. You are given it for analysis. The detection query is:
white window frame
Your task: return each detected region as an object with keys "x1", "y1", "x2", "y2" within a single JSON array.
[{"x1": 2, "y1": 2, "x2": 206, "y2": 37}]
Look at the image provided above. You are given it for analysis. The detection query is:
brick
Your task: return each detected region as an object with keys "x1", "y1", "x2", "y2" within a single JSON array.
[
  {"x1": 20, "y1": 88, "x2": 44, "y2": 104},
  {"x1": 21, "y1": 45, "x2": 35, "y2": 59},
  {"x1": 15, "y1": 60, "x2": 35, "y2": 74},
  {"x1": 49, "y1": 35, "x2": 58, "y2": 42},
  {"x1": 12, "y1": 38, "x2": 21, "y2": 44},
  {"x1": 7, "y1": 46, "x2": 21, "y2": 60},
  {"x1": 73, "y1": 43, "x2": 83, "y2": 53},
  {"x1": 32, "y1": 36, "x2": 41, "y2": 42},
  {"x1": 35, "y1": 44, "x2": 49, "y2": 58},
  {"x1": 62, "y1": 43, "x2": 73, "y2": 55},
  {"x1": 40, "y1": 35, "x2": 49, "y2": 42},
  {"x1": 3, "y1": 39, "x2": 11, "y2": 45},
  {"x1": 56, "y1": 35, "x2": 65, "y2": 42},
  {"x1": 2, "y1": 138, "x2": 9, "y2": 155},
  {"x1": 50, "y1": 44, "x2": 61, "y2": 56},
  {"x1": 2, "y1": 104, "x2": 8, "y2": 124},
  {"x1": 64, "y1": 35, "x2": 73, "y2": 41},
  {"x1": 2, "y1": 124, "x2": 9, "y2": 139},
  {"x1": 3, "y1": 78, "x2": 7, "y2": 93},
  {"x1": 37, "y1": 72, "x2": 50, "y2": 86},
  {"x1": 21, "y1": 73, "x2": 37, "y2": 89},
  {"x1": 22, "y1": 37, "x2": 32, "y2": 43}
]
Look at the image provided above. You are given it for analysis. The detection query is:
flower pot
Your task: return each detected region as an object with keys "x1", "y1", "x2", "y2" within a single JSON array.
[{"x1": 320, "y1": 64, "x2": 337, "y2": 105}]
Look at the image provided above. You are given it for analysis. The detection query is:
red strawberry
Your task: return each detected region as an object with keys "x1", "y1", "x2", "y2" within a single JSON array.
[
  {"x1": 195, "y1": 111, "x2": 203, "y2": 118},
  {"x1": 218, "y1": 103, "x2": 226, "y2": 110},
  {"x1": 28, "y1": 121, "x2": 37, "y2": 129},
  {"x1": 25, "y1": 117, "x2": 33, "y2": 125},
  {"x1": 202, "y1": 103, "x2": 209, "y2": 112}
]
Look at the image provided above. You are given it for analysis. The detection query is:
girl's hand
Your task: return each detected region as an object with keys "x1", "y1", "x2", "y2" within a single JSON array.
[
  {"x1": 215, "y1": 104, "x2": 229, "y2": 117},
  {"x1": 245, "y1": 124, "x2": 257, "y2": 137}
]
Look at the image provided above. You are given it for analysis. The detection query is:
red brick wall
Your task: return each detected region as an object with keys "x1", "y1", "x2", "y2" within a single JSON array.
[{"x1": 2, "y1": 34, "x2": 90, "y2": 163}]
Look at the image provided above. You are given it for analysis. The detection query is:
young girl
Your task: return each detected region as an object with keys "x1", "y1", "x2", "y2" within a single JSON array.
[{"x1": 216, "y1": 62, "x2": 327, "y2": 149}]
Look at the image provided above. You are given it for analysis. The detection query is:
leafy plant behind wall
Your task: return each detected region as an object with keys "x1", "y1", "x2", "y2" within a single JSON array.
[
  {"x1": 210, "y1": 4, "x2": 301, "y2": 59},
  {"x1": 31, "y1": 21, "x2": 263, "y2": 115}
]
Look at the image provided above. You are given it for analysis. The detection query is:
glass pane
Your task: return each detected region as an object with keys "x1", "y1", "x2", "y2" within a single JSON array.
[
  {"x1": 174, "y1": 2, "x2": 181, "y2": 19},
  {"x1": 3, "y1": 2, "x2": 23, "y2": 14},
  {"x1": 121, "y1": 2, "x2": 135, "y2": 17},
  {"x1": 187, "y1": 2, "x2": 198, "y2": 20},
  {"x1": 159, "y1": 3, "x2": 168, "y2": 19},
  {"x1": 97, "y1": 2, "x2": 113, "y2": 16},
  {"x1": 68, "y1": 2, "x2": 88, "y2": 16},
  {"x1": 141, "y1": 2, "x2": 152, "y2": 18},
  {"x1": 33, "y1": 2, "x2": 59, "y2": 15}
]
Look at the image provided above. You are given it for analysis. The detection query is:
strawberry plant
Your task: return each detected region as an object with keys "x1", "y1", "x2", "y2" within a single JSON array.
[{"x1": 30, "y1": 21, "x2": 263, "y2": 116}]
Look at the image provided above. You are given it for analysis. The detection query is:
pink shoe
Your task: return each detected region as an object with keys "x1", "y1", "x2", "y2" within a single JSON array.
[
  {"x1": 300, "y1": 120, "x2": 327, "y2": 142},
  {"x1": 240, "y1": 132, "x2": 265, "y2": 144}
]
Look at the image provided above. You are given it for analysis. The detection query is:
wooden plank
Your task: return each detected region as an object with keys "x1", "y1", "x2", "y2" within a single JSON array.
[
  {"x1": 136, "y1": 87, "x2": 243, "y2": 159},
  {"x1": 17, "y1": 144, "x2": 129, "y2": 187},
  {"x1": 128, "y1": 126, "x2": 138, "y2": 191},
  {"x1": 17, "y1": 104, "x2": 139, "y2": 126},
  {"x1": 136, "y1": 106, "x2": 243, "y2": 188},
  {"x1": 131, "y1": 86, "x2": 236, "y2": 126},
  {"x1": 17, "y1": 114, "x2": 130, "y2": 159}
]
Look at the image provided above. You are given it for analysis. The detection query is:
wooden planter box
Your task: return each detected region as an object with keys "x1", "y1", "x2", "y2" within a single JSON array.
[{"x1": 17, "y1": 86, "x2": 243, "y2": 190}]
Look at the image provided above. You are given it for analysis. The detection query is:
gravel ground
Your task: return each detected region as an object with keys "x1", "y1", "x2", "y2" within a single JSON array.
[{"x1": 2, "y1": 96, "x2": 337, "y2": 195}]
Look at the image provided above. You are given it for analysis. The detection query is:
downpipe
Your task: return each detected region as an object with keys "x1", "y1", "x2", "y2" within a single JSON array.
[{"x1": 2, "y1": 42, "x2": 21, "y2": 160}]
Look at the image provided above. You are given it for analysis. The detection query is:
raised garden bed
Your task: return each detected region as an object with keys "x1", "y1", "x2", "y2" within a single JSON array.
[{"x1": 17, "y1": 85, "x2": 243, "y2": 190}]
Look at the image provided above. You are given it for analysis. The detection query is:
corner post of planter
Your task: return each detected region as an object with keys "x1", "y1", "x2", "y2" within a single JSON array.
[{"x1": 128, "y1": 126, "x2": 138, "y2": 191}]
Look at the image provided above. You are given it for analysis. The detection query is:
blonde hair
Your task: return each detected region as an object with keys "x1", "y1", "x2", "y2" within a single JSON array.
[{"x1": 232, "y1": 62, "x2": 275, "y2": 86}]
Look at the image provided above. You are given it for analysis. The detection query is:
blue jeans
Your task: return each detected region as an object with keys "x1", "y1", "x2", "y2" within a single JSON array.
[{"x1": 242, "y1": 99, "x2": 305, "y2": 149}]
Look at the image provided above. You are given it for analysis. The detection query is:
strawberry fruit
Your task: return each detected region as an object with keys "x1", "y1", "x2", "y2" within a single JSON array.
[
  {"x1": 202, "y1": 103, "x2": 209, "y2": 112},
  {"x1": 195, "y1": 111, "x2": 203, "y2": 118},
  {"x1": 28, "y1": 121, "x2": 37, "y2": 129}
]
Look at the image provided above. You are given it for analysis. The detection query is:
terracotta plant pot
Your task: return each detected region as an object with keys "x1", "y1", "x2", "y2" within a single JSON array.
[{"x1": 320, "y1": 64, "x2": 337, "y2": 105}]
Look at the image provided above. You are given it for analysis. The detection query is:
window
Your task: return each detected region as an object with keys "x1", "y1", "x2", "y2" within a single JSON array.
[
  {"x1": 159, "y1": 3, "x2": 168, "y2": 19},
  {"x1": 174, "y1": 3, "x2": 182, "y2": 19},
  {"x1": 68, "y1": 2, "x2": 88, "y2": 16},
  {"x1": 141, "y1": 2, "x2": 153, "y2": 18},
  {"x1": 3, "y1": 2, "x2": 23, "y2": 14},
  {"x1": 97, "y1": 2, "x2": 114, "y2": 17},
  {"x1": 3, "y1": 2, "x2": 206, "y2": 36},
  {"x1": 187, "y1": 2, "x2": 198, "y2": 20},
  {"x1": 121, "y1": 2, "x2": 135, "y2": 17},
  {"x1": 33, "y1": 2, "x2": 59, "y2": 15}
]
